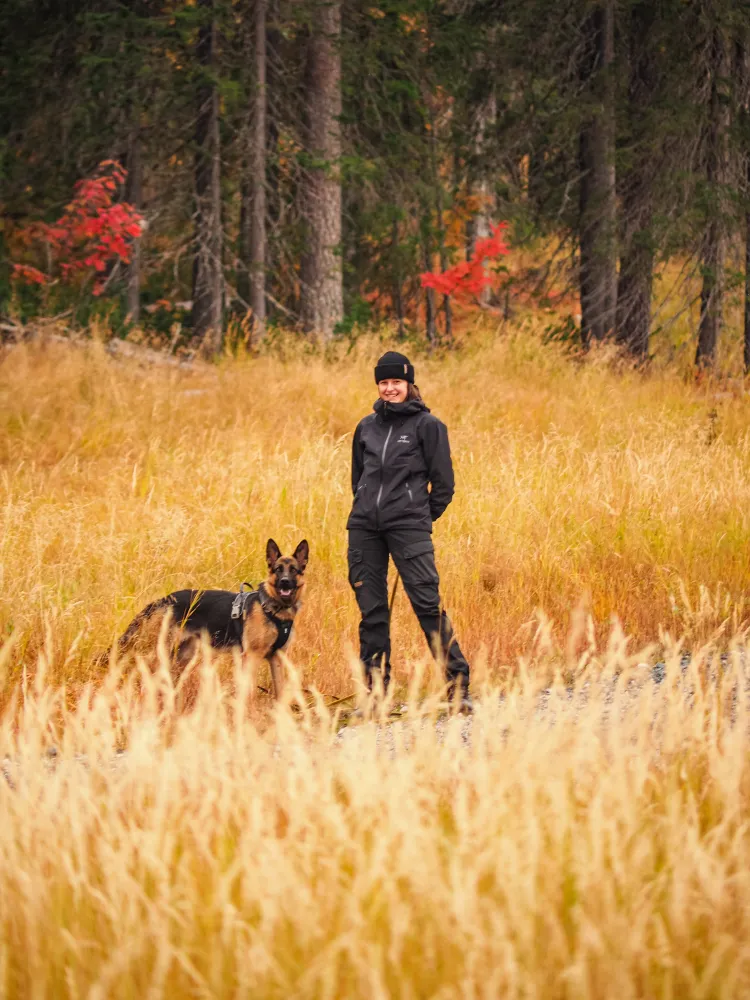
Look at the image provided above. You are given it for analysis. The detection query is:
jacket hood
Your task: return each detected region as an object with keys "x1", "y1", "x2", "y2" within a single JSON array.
[{"x1": 373, "y1": 397, "x2": 429, "y2": 420}]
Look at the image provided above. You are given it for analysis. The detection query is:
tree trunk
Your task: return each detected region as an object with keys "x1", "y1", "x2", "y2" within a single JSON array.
[
  {"x1": 125, "y1": 126, "x2": 142, "y2": 324},
  {"x1": 467, "y1": 91, "x2": 497, "y2": 307},
  {"x1": 238, "y1": 0, "x2": 267, "y2": 337},
  {"x1": 616, "y1": 237, "x2": 652, "y2": 358},
  {"x1": 300, "y1": 0, "x2": 342, "y2": 339},
  {"x1": 579, "y1": 0, "x2": 617, "y2": 345},
  {"x1": 192, "y1": 0, "x2": 223, "y2": 356},
  {"x1": 743, "y1": 42, "x2": 750, "y2": 376},
  {"x1": 745, "y1": 180, "x2": 750, "y2": 374},
  {"x1": 392, "y1": 218, "x2": 405, "y2": 339},
  {"x1": 438, "y1": 245, "x2": 452, "y2": 341},
  {"x1": 616, "y1": 1, "x2": 657, "y2": 358},
  {"x1": 264, "y1": 0, "x2": 282, "y2": 321},
  {"x1": 422, "y1": 229, "x2": 437, "y2": 348},
  {"x1": 251, "y1": 0, "x2": 282, "y2": 322},
  {"x1": 426, "y1": 100, "x2": 452, "y2": 341},
  {"x1": 696, "y1": 26, "x2": 729, "y2": 369}
]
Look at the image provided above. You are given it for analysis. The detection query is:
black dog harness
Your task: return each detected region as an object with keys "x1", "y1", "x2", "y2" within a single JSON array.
[{"x1": 230, "y1": 582, "x2": 293, "y2": 654}]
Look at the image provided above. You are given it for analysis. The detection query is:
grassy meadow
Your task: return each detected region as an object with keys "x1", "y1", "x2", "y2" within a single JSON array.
[
  {"x1": 0, "y1": 322, "x2": 748, "y2": 695},
  {"x1": 1, "y1": 320, "x2": 750, "y2": 998}
]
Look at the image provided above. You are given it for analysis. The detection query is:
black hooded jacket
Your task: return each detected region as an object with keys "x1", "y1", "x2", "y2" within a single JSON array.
[{"x1": 347, "y1": 398, "x2": 455, "y2": 532}]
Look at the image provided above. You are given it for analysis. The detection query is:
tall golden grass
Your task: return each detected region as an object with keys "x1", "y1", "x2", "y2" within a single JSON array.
[
  {"x1": 1, "y1": 322, "x2": 750, "y2": 997},
  {"x1": 0, "y1": 322, "x2": 748, "y2": 696},
  {"x1": 2, "y1": 641, "x2": 750, "y2": 998}
]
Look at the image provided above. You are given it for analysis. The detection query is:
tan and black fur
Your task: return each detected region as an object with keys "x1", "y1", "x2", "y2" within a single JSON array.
[{"x1": 106, "y1": 538, "x2": 309, "y2": 699}]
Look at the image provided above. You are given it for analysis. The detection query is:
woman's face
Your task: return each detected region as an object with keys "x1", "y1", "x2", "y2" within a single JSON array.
[{"x1": 378, "y1": 378, "x2": 409, "y2": 404}]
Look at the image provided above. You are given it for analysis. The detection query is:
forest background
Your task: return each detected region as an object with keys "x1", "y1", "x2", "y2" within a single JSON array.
[
  {"x1": 4, "y1": 12, "x2": 750, "y2": 993},
  {"x1": 3, "y1": 0, "x2": 750, "y2": 370}
]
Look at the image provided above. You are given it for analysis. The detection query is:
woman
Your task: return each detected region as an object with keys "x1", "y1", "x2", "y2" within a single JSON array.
[{"x1": 347, "y1": 350, "x2": 471, "y2": 708}]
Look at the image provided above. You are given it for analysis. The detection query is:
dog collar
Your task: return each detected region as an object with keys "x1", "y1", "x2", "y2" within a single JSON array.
[
  {"x1": 231, "y1": 582, "x2": 293, "y2": 654},
  {"x1": 258, "y1": 584, "x2": 294, "y2": 653}
]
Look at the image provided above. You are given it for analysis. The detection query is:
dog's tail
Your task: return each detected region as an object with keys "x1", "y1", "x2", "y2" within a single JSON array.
[{"x1": 94, "y1": 597, "x2": 173, "y2": 669}]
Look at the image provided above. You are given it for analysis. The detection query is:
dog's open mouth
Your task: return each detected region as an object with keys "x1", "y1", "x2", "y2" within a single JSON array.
[{"x1": 278, "y1": 581, "x2": 294, "y2": 598}]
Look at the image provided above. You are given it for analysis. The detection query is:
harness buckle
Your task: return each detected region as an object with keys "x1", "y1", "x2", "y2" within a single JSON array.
[{"x1": 231, "y1": 581, "x2": 255, "y2": 620}]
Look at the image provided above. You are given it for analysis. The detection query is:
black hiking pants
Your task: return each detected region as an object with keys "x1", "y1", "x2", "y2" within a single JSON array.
[{"x1": 347, "y1": 528, "x2": 470, "y2": 693}]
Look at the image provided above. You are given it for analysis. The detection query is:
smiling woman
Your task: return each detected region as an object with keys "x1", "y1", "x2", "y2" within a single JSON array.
[{"x1": 346, "y1": 351, "x2": 472, "y2": 708}]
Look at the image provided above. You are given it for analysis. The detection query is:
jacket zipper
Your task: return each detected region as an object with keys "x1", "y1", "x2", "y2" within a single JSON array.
[
  {"x1": 375, "y1": 425, "x2": 393, "y2": 511},
  {"x1": 406, "y1": 482, "x2": 413, "y2": 503}
]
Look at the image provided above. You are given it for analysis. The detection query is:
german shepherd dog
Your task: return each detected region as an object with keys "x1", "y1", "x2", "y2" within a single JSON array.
[{"x1": 107, "y1": 539, "x2": 309, "y2": 699}]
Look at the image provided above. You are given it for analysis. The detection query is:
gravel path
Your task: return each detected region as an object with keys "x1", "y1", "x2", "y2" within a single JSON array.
[
  {"x1": 333, "y1": 651, "x2": 750, "y2": 759},
  {"x1": 3, "y1": 652, "x2": 747, "y2": 785}
]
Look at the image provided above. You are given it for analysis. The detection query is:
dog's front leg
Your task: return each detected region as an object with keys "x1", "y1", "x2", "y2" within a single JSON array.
[{"x1": 269, "y1": 652, "x2": 284, "y2": 701}]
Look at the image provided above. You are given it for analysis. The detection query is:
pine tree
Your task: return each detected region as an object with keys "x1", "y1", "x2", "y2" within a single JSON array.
[
  {"x1": 300, "y1": 0, "x2": 342, "y2": 338},
  {"x1": 192, "y1": 0, "x2": 223, "y2": 355},
  {"x1": 696, "y1": 20, "x2": 730, "y2": 368},
  {"x1": 616, "y1": 1, "x2": 660, "y2": 358},
  {"x1": 238, "y1": 0, "x2": 268, "y2": 336},
  {"x1": 578, "y1": 0, "x2": 617, "y2": 345}
]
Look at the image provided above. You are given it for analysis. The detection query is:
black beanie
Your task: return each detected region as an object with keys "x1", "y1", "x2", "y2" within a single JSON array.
[{"x1": 374, "y1": 351, "x2": 415, "y2": 384}]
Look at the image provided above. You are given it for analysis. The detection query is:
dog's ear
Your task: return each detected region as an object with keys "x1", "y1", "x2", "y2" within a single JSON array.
[
  {"x1": 266, "y1": 538, "x2": 282, "y2": 570},
  {"x1": 293, "y1": 539, "x2": 309, "y2": 572}
]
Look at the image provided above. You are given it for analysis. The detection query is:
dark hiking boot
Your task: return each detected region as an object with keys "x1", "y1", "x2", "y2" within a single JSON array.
[
  {"x1": 456, "y1": 692, "x2": 474, "y2": 714},
  {"x1": 446, "y1": 682, "x2": 473, "y2": 714}
]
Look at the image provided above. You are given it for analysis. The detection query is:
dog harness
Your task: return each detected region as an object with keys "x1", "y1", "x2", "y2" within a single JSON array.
[{"x1": 230, "y1": 582, "x2": 294, "y2": 654}]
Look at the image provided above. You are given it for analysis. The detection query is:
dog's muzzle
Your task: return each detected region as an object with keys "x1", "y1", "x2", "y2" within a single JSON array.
[{"x1": 278, "y1": 580, "x2": 295, "y2": 598}]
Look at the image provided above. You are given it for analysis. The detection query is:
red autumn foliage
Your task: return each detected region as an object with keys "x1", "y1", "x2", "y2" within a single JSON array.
[
  {"x1": 420, "y1": 222, "x2": 509, "y2": 300},
  {"x1": 11, "y1": 264, "x2": 47, "y2": 286},
  {"x1": 11, "y1": 160, "x2": 144, "y2": 296}
]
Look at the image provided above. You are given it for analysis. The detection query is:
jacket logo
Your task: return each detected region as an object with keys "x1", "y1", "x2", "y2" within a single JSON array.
[{"x1": 397, "y1": 434, "x2": 410, "y2": 444}]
